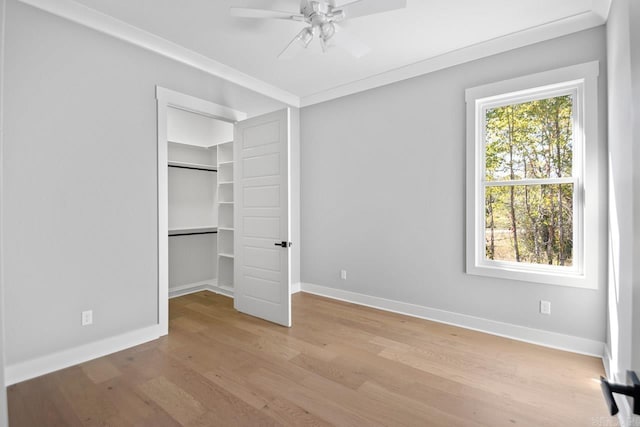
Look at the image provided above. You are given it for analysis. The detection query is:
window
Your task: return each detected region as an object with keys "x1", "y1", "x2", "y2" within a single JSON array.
[{"x1": 466, "y1": 62, "x2": 600, "y2": 288}]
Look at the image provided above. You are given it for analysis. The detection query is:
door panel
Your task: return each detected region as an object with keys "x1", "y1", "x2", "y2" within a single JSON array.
[
  {"x1": 243, "y1": 185, "x2": 280, "y2": 208},
  {"x1": 243, "y1": 217, "x2": 280, "y2": 238},
  {"x1": 243, "y1": 120, "x2": 280, "y2": 148},
  {"x1": 234, "y1": 109, "x2": 291, "y2": 327},
  {"x1": 243, "y1": 153, "x2": 281, "y2": 178}
]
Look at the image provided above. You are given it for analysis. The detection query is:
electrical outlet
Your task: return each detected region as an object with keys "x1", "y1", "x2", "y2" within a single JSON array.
[
  {"x1": 81, "y1": 310, "x2": 93, "y2": 326},
  {"x1": 340, "y1": 269, "x2": 347, "y2": 280},
  {"x1": 540, "y1": 300, "x2": 551, "y2": 315}
]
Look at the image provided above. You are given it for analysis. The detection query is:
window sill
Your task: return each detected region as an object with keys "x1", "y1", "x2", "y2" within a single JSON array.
[{"x1": 466, "y1": 262, "x2": 596, "y2": 289}]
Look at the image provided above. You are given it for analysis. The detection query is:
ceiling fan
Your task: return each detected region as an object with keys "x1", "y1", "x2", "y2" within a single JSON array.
[{"x1": 230, "y1": 0, "x2": 407, "y2": 59}]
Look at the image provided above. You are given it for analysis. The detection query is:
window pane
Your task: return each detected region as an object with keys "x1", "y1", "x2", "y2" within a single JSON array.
[
  {"x1": 485, "y1": 95, "x2": 573, "y2": 181},
  {"x1": 485, "y1": 184, "x2": 573, "y2": 266}
]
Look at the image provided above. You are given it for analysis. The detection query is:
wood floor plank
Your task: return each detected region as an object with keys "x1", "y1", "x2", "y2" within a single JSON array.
[
  {"x1": 289, "y1": 352, "x2": 368, "y2": 390},
  {"x1": 7, "y1": 375, "x2": 84, "y2": 427},
  {"x1": 216, "y1": 313, "x2": 338, "y2": 362},
  {"x1": 52, "y1": 366, "x2": 121, "y2": 427},
  {"x1": 99, "y1": 377, "x2": 182, "y2": 427},
  {"x1": 261, "y1": 397, "x2": 335, "y2": 427},
  {"x1": 203, "y1": 367, "x2": 271, "y2": 411},
  {"x1": 80, "y1": 358, "x2": 122, "y2": 384},
  {"x1": 138, "y1": 376, "x2": 207, "y2": 426},
  {"x1": 7, "y1": 291, "x2": 615, "y2": 426},
  {"x1": 247, "y1": 367, "x2": 384, "y2": 427},
  {"x1": 159, "y1": 359, "x2": 278, "y2": 426},
  {"x1": 377, "y1": 342, "x2": 599, "y2": 419},
  {"x1": 355, "y1": 380, "x2": 486, "y2": 427},
  {"x1": 204, "y1": 367, "x2": 334, "y2": 426},
  {"x1": 318, "y1": 338, "x2": 559, "y2": 426}
]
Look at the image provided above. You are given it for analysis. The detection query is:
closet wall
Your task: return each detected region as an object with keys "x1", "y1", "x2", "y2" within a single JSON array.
[{"x1": 167, "y1": 107, "x2": 233, "y2": 296}]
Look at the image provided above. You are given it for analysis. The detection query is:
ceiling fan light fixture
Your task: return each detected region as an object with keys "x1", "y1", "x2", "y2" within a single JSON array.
[
  {"x1": 298, "y1": 27, "x2": 314, "y2": 47},
  {"x1": 311, "y1": 1, "x2": 322, "y2": 13},
  {"x1": 320, "y1": 22, "x2": 335, "y2": 40},
  {"x1": 235, "y1": 0, "x2": 398, "y2": 59}
]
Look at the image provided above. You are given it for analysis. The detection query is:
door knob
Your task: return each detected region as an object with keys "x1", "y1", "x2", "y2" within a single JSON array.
[{"x1": 274, "y1": 241, "x2": 292, "y2": 248}]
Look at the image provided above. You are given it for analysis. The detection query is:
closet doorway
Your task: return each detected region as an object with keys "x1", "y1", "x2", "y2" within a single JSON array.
[{"x1": 156, "y1": 87, "x2": 293, "y2": 335}]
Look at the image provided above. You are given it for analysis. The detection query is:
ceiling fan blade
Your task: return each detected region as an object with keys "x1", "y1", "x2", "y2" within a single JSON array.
[
  {"x1": 332, "y1": 24, "x2": 370, "y2": 58},
  {"x1": 278, "y1": 29, "x2": 310, "y2": 60},
  {"x1": 230, "y1": 7, "x2": 303, "y2": 20},
  {"x1": 334, "y1": 0, "x2": 406, "y2": 19}
]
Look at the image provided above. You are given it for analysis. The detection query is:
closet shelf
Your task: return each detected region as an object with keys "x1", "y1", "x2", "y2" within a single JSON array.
[
  {"x1": 169, "y1": 226, "x2": 217, "y2": 236},
  {"x1": 217, "y1": 140, "x2": 234, "y2": 292},
  {"x1": 168, "y1": 161, "x2": 217, "y2": 172},
  {"x1": 167, "y1": 139, "x2": 219, "y2": 147}
]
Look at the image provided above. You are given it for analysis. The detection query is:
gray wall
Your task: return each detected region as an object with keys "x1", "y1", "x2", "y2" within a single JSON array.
[
  {"x1": 2, "y1": 0, "x2": 285, "y2": 366},
  {"x1": 168, "y1": 163, "x2": 217, "y2": 229},
  {"x1": 605, "y1": 0, "x2": 640, "y2": 383},
  {"x1": 301, "y1": 26, "x2": 608, "y2": 342},
  {"x1": 169, "y1": 234, "x2": 217, "y2": 288}
]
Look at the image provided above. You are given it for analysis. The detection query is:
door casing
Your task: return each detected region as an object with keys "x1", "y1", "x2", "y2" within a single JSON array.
[{"x1": 156, "y1": 86, "x2": 246, "y2": 335}]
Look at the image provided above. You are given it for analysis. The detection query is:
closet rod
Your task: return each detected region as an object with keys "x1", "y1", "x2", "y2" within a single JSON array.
[
  {"x1": 168, "y1": 164, "x2": 217, "y2": 172},
  {"x1": 169, "y1": 231, "x2": 218, "y2": 237}
]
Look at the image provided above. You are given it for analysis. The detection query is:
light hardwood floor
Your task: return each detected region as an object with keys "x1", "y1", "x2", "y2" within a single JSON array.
[{"x1": 8, "y1": 291, "x2": 614, "y2": 426}]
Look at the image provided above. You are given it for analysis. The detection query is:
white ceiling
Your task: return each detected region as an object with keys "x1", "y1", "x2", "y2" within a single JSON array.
[{"x1": 29, "y1": 0, "x2": 611, "y2": 106}]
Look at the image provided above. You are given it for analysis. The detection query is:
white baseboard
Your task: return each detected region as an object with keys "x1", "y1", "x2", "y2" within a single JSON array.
[
  {"x1": 291, "y1": 282, "x2": 301, "y2": 294},
  {"x1": 212, "y1": 284, "x2": 234, "y2": 299},
  {"x1": 169, "y1": 279, "x2": 233, "y2": 299},
  {"x1": 300, "y1": 282, "x2": 605, "y2": 357},
  {"x1": 169, "y1": 280, "x2": 213, "y2": 298},
  {"x1": 5, "y1": 324, "x2": 162, "y2": 386},
  {"x1": 170, "y1": 280, "x2": 301, "y2": 299}
]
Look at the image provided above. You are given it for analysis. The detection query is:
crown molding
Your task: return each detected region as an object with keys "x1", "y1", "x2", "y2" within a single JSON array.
[
  {"x1": 300, "y1": 9, "x2": 608, "y2": 106},
  {"x1": 17, "y1": 0, "x2": 301, "y2": 107},
  {"x1": 592, "y1": 0, "x2": 613, "y2": 21},
  {"x1": 18, "y1": 0, "x2": 611, "y2": 109}
]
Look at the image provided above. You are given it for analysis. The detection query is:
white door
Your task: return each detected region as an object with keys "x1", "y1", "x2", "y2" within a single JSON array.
[{"x1": 233, "y1": 109, "x2": 291, "y2": 327}]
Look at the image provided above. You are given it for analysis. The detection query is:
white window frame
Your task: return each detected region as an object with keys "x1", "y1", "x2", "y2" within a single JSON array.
[{"x1": 465, "y1": 61, "x2": 600, "y2": 289}]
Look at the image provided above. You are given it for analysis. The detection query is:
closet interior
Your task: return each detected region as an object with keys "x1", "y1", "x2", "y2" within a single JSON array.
[{"x1": 167, "y1": 106, "x2": 235, "y2": 298}]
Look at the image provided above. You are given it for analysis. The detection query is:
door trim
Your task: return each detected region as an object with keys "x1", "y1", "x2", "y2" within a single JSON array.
[{"x1": 155, "y1": 86, "x2": 246, "y2": 335}]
